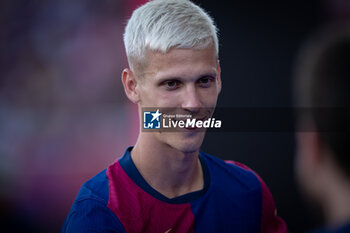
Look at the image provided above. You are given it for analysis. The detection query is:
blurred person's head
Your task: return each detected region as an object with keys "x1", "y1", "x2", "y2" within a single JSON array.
[
  {"x1": 121, "y1": 0, "x2": 221, "y2": 153},
  {"x1": 294, "y1": 25, "x2": 350, "y2": 227}
]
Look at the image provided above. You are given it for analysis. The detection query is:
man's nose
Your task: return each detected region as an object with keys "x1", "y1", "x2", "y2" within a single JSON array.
[{"x1": 181, "y1": 85, "x2": 201, "y2": 112}]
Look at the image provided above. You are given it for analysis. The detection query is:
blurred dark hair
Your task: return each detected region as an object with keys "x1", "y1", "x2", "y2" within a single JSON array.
[{"x1": 294, "y1": 25, "x2": 350, "y2": 177}]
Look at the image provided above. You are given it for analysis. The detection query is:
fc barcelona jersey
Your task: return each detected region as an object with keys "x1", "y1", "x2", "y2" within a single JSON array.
[{"x1": 62, "y1": 147, "x2": 288, "y2": 233}]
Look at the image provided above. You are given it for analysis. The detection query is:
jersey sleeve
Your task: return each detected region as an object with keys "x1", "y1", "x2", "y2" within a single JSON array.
[
  {"x1": 226, "y1": 160, "x2": 288, "y2": 233},
  {"x1": 62, "y1": 198, "x2": 126, "y2": 233}
]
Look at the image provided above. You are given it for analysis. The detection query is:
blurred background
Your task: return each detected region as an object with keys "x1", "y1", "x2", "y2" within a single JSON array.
[{"x1": 0, "y1": 0, "x2": 349, "y2": 232}]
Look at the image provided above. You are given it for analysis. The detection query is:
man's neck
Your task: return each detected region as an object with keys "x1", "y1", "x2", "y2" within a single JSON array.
[{"x1": 130, "y1": 136, "x2": 204, "y2": 199}]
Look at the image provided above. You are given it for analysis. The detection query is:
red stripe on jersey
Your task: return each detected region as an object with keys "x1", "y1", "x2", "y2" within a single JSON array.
[{"x1": 107, "y1": 161, "x2": 195, "y2": 233}]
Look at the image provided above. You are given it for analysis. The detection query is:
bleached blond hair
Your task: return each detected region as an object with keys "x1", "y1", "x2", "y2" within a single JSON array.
[{"x1": 123, "y1": 0, "x2": 218, "y2": 71}]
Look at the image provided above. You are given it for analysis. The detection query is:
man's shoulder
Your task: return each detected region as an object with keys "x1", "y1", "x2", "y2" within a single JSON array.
[
  {"x1": 200, "y1": 151, "x2": 253, "y2": 171},
  {"x1": 74, "y1": 168, "x2": 109, "y2": 204},
  {"x1": 62, "y1": 168, "x2": 126, "y2": 233},
  {"x1": 65, "y1": 169, "x2": 110, "y2": 218},
  {"x1": 199, "y1": 151, "x2": 261, "y2": 192},
  {"x1": 200, "y1": 151, "x2": 289, "y2": 233}
]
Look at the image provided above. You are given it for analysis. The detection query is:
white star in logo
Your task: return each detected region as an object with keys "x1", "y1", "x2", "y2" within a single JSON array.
[{"x1": 151, "y1": 109, "x2": 161, "y2": 122}]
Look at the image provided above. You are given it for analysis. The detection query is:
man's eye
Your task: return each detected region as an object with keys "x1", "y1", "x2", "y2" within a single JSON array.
[
  {"x1": 163, "y1": 80, "x2": 180, "y2": 89},
  {"x1": 198, "y1": 76, "x2": 214, "y2": 86},
  {"x1": 166, "y1": 81, "x2": 177, "y2": 87},
  {"x1": 200, "y1": 78, "x2": 209, "y2": 84}
]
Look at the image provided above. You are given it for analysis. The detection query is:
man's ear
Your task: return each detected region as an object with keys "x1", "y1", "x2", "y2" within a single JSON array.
[
  {"x1": 216, "y1": 60, "x2": 222, "y2": 94},
  {"x1": 121, "y1": 68, "x2": 140, "y2": 103}
]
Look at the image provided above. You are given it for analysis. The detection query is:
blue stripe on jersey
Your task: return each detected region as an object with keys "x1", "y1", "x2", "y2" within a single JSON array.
[{"x1": 190, "y1": 152, "x2": 262, "y2": 233}]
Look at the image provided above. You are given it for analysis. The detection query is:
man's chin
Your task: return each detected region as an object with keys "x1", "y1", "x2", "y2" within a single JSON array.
[
  {"x1": 159, "y1": 131, "x2": 205, "y2": 153},
  {"x1": 175, "y1": 139, "x2": 203, "y2": 154},
  {"x1": 175, "y1": 149, "x2": 199, "y2": 155},
  {"x1": 181, "y1": 147, "x2": 199, "y2": 154}
]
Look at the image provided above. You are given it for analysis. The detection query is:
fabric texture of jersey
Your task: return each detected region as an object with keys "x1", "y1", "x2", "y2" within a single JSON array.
[{"x1": 62, "y1": 147, "x2": 288, "y2": 233}]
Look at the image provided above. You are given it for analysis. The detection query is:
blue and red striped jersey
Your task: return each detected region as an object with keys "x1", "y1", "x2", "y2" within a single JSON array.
[{"x1": 62, "y1": 147, "x2": 288, "y2": 233}]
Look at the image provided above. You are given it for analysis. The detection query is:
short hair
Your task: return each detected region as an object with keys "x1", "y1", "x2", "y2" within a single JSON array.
[
  {"x1": 123, "y1": 0, "x2": 218, "y2": 71},
  {"x1": 294, "y1": 25, "x2": 350, "y2": 177}
]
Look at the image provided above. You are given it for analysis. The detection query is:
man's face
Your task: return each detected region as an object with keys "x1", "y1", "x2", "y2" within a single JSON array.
[{"x1": 135, "y1": 45, "x2": 221, "y2": 153}]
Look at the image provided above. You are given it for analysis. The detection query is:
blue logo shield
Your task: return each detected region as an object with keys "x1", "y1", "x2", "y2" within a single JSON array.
[{"x1": 143, "y1": 109, "x2": 161, "y2": 129}]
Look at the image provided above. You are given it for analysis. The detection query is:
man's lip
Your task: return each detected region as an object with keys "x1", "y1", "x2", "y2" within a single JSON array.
[{"x1": 194, "y1": 116, "x2": 208, "y2": 121}]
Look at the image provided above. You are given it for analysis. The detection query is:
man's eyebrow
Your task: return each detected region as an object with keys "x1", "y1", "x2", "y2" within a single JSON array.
[
  {"x1": 156, "y1": 72, "x2": 217, "y2": 82},
  {"x1": 197, "y1": 73, "x2": 217, "y2": 78}
]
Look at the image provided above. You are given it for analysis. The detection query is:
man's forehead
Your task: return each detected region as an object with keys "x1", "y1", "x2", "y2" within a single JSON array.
[
  {"x1": 148, "y1": 45, "x2": 217, "y2": 61},
  {"x1": 141, "y1": 47, "x2": 217, "y2": 72}
]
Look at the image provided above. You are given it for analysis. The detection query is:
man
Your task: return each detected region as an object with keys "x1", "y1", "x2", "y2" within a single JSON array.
[
  {"x1": 294, "y1": 26, "x2": 350, "y2": 233},
  {"x1": 62, "y1": 0, "x2": 287, "y2": 232}
]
